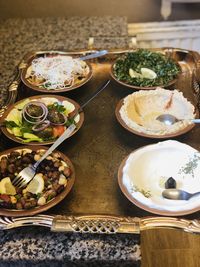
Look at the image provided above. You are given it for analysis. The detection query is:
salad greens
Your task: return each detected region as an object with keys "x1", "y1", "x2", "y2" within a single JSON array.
[{"x1": 113, "y1": 49, "x2": 181, "y2": 87}]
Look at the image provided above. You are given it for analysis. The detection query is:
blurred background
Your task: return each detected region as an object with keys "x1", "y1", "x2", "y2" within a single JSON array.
[
  {"x1": 0, "y1": 0, "x2": 199, "y2": 22},
  {"x1": 0, "y1": 0, "x2": 200, "y2": 51}
]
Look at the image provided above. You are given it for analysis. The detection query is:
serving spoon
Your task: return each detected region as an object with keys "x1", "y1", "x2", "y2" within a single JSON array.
[
  {"x1": 162, "y1": 189, "x2": 200, "y2": 200},
  {"x1": 79, "y1": 50, "x2": 108, "y2": 61},
  {"x1": 156, "y1": 114, "x2": 200, "y2": 125}
]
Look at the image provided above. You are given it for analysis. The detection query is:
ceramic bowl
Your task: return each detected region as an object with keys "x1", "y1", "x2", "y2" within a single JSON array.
[
  {"x1": 115, "y1": 88, "x2": 197, "y2": 139},
  {"x1": 118, "y1": 140, "x2": 200, "y2": 216}
]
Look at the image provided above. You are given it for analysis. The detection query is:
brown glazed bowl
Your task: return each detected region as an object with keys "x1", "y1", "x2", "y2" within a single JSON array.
[
  {"x1": 21, "y1": 52, "x2": 93, "y2": 93},
  {"x1": 0, "y1": 145, "x2": 75, "y2": 217},
  {"x1": 110, "y1": 63, "x2": 178, "y2": 90},
  {"x1": 118, "y1": 142, "x2": 200, "y2": 216},
  {"x1": 115, "y1": 98, "x2": 196, "y2": 139},
  {"x1": 1, "y1": 95, "x2": 84, "y2": 145}
]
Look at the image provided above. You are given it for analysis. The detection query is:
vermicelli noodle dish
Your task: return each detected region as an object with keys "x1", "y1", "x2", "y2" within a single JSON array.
[{"x1": 25, "y1": 55, "x2": 91, "y2": 90}]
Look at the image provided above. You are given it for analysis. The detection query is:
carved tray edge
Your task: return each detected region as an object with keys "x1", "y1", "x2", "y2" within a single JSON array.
[{"x1": 1, "y1": 214, "x2": 200, "y2": 235}]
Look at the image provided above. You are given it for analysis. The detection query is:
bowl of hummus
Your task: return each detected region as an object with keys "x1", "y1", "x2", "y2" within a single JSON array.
[{"x1": 115, "y1": 88, "x2": 197, "y2": 138}]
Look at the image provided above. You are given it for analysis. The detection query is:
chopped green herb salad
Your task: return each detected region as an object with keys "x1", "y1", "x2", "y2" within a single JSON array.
[{"x1": 113, "y1": 49, "x2": 181, "y2": 87}]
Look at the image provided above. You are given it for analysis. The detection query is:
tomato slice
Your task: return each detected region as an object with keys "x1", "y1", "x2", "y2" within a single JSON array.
[{"x1": 53, "y1": 126, "x2": 65, "y2": 137}]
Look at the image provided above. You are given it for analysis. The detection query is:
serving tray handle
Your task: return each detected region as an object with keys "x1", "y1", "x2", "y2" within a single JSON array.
[
  {"x1": 51, "y1": 215, "x2": 200, "y2": 235},
  {"x1": 1, "y1": 215, "x2": 200, "y2": 234},
  {"x1": 52, "y1": 215, "x2": 140, "y2": 234},
  {"x1": 0, "y1": 60, "x2": 27, "y2": 118}
]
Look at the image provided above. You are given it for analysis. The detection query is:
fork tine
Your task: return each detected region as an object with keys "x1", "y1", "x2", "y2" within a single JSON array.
[
  {"x1": 17, "y1": 180, "x2": 27, "y2": 189},
  {"x1": 13, "y1": 176, "x2": 24, "y2": 188},
  {"x1": 15, "y1": 179, "x2": 24, "y2": 188},
  {"x1": 12, "y1": 176, "x2": 21, "y2": 186}
]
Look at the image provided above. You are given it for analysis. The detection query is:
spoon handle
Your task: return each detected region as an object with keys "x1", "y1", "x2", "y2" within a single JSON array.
[
  {"x1": 192, "y1": 119, "x2": 200, "y2": 123},
  {"x1": 191, "y1": 191, "x2": 200, "y2": 198},
  {"x1": 79, "y1": 50, "x2": 108, "y2": 61}
]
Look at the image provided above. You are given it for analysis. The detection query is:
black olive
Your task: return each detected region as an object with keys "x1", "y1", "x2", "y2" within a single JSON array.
[{"x1": 165, "y1": 177, "x2": 176, "y2": 189}]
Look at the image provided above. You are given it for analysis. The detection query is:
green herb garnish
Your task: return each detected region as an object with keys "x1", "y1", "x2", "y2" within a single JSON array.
[
  {"x1": 48, "y1": 102, "x2": 66, "y2": 113},
  {"x1": 36, "y1": 193, "x2": 42, "y2": 199},
  {"x1": 65, "y1": 117, "x2": 76, "y2": 127},
  {"x1": 47, "y1": 195, "x2": 53, "y2": 202},
  {"x1": 179, "y1": 153, "x2": 200, "y2": 178},
  {"x1": 15, "y1": 194, "x2": 21, "y2": 201}
]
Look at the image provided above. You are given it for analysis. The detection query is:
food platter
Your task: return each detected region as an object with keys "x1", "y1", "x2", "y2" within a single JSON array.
[
  {"x1": 21, "y1": 52, "x2": 93, "y2": 93},
  {"x1": 0, "y1": 95, "x2": 84, "y2": 145},
  {"x1": 115, "y1": 88, "x2": 197, "y2": 139},
  {"x1": 0, "y1": 48, "x2": 200, "y2": 228},
  {"x1": 110, "y1": 49, "x2": 180, "y2": 90},
  {"x1": 0, "y1": 146, "x2": 75, "y2": 217}
]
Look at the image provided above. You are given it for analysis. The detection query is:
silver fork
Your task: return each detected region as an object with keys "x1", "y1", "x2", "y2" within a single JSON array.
[{"x1": 12, "y1": 79, "x2": 110, "y2": 188}]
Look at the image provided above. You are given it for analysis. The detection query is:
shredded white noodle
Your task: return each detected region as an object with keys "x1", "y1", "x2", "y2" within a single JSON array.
[{"x1": 28, "y1": 56, "x2": 89, "y2": 90}]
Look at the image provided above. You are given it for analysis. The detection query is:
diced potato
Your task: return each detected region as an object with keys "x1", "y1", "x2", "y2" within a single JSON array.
[
  {"x1": 58, "y1": 174, "x2": 67, "y2": 185},
  {"x1": 34, "y1": 154, "x2": 41, "y2": 161},
  {"x1": 37, "y1": 196, "x2": 46, "y2": 206},
  {"x1": 58, "y1": 165, "x2": 65, "y2": 172},
  {"x1": 10, "y1": 196, "x2": 17, "y2": 204}
]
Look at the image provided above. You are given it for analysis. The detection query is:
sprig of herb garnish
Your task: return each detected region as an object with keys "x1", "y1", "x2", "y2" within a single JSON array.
[
  {"x1": 179, "y1": 153, "x2": 200, "y2": 178},
  {"x1": 113, "y1": 49, "x2": 180, "y2": 87},
  {"x1": 65, "y1": 117, "x2": 76, "y2": 127},
  {"x1": 48, "y1": 102, "x2": 66, "y2": 113}
]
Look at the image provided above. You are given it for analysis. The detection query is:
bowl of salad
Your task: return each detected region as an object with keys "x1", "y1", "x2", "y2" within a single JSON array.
[
  {"x1": 1, "y1": 95, "x2": 84, "y2": 145},
  {"x1": 111, "y1": 49, "x2": 181, "y2": 90},
  {"x1": 0, "y1": 146, "x2": 75, "y2": 216},
  {"x1": 21, "y1": 53, "x2": 93, "y2": 93}
]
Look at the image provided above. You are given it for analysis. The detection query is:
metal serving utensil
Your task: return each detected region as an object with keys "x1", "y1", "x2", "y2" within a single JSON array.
[
  {"x1": 78, "y1": 50, "x2": 108, "y2": 60},
  {"x1": 12, "y1": 79, "x2": 110, "y2": 188},
  {"x1": 156, "y1": 114, "x2": 200, "y2": 125},
  {"x1": 162, "y1": 189, "x2": 200, "y2": 200}
]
